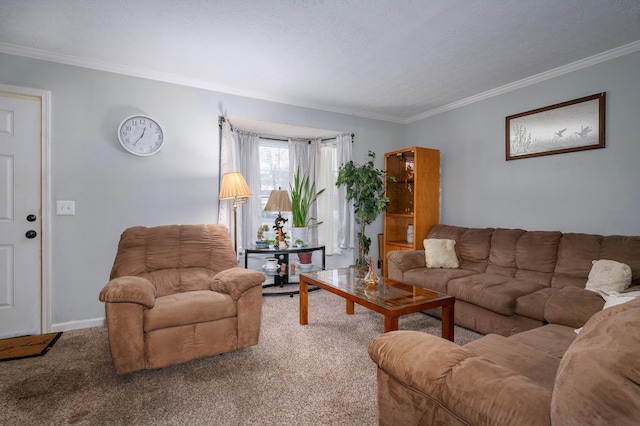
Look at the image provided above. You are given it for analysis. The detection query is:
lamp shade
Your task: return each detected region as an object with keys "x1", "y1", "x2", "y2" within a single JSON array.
[
  {"x1": 264, "y1": 189, "x2": 292, "y2": 212},
  {"x1": 219, "y1": 172, "x2": 252, "y2": 200}
]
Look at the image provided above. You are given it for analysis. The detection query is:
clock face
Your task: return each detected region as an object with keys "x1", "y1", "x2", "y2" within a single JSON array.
[{"x1": 118, "y1": 115, "x2": 165, "y2": 156}]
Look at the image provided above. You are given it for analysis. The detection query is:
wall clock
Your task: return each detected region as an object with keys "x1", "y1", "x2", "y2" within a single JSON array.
[{"x1": 118, "y1": 115, "x2": 165, "y2": 156}]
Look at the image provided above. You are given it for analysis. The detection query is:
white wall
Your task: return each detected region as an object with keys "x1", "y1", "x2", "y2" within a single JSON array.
[
  {"x1": 406, "y1": 50, "x2": 640, "y2": 236},
  {"x1": 0, "y1": 52, "x2": 403, "y2": 329}
]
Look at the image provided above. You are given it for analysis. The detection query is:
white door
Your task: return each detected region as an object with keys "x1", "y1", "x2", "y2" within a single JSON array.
[{"x1": 0, "y1": 92, "x2": 42, "y2": 338}]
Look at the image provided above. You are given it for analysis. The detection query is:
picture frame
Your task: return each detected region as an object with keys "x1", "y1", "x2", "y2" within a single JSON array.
[{"x1": 506, "y1": 92, "x2": 605, "y2": 161}]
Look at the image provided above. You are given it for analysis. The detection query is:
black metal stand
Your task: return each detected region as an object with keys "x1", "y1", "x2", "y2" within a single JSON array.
[{"x1": 244, "y1": 245, "x2": 325, "y2": 297}]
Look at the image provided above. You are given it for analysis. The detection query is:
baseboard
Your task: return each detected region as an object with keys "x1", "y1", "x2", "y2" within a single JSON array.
[{"x1": 51, "y1": 317, "x2": 105, "y2": 333}]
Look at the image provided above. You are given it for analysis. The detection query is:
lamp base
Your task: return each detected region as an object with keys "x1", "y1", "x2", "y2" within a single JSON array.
[{"x1": 273, "y1": 213, "x2": 288, "y2": 244}]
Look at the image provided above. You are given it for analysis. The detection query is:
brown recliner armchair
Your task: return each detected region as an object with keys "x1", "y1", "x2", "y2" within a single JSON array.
[{"x1": 99, "y1": 224, "x2": 265, "y2": 374}]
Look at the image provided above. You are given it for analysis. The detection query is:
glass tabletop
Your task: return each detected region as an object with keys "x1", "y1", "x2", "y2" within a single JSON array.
[{"x1": 301, "y1": 268, "x2": 451, "y2": 311}]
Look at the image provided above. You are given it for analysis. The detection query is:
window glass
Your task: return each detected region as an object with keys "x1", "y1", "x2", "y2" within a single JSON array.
[{"x1": 259, "y1": 140, "x2": 289, "y2": 224}]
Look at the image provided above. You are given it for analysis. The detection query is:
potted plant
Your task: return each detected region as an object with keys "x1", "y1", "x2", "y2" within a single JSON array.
[
  {"x1": 289, "y1": 167, "x2": 325, "y2": 246},
  {"x1": 336, "y1": 150, "x2": 391, "y2": 268}
]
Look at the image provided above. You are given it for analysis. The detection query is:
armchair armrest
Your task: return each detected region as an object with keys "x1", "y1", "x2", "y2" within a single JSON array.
[
  {"x1": 369, "y1": 331, "x2": 551, "y2": 426},
  {"x1": 99, "y1": 276, "x2": 156, "y2": 309},
  {"x1": 211, "y1": 267, "x2": 266, "y2": 300}
]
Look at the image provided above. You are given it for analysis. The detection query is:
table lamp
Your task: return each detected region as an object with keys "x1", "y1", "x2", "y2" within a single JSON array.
[
  {"x1": 264, "y1": 187, "x2": 292, "y2": 244},
  {"x1": 219, "y1": 171, "x2": 252, "y2": 252}
]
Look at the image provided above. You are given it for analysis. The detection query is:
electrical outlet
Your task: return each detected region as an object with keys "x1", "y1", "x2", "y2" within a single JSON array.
[{"x1": 56, "y1": 200, "x2": 75, "y2": 215}]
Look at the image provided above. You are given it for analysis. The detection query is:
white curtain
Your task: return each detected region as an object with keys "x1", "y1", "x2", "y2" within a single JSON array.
[
  {"x1": 336, "y1": 133, "x2": 354, "y2": 249},
  {"x1": 218, "y1": 120, "x2": 261, "y2": 252},
  {"x1": 236, "y1": 130, "x2": 261, "y2": 252},
  {"x1": 218, "y1": 120, "x2": 235, "y2": 234},
  {"x1": 289, "y1": 138, "x2": 321, "y2": 245},
  {"x1": 318, "y1": 143, "x2": 338, "y2": 254}
]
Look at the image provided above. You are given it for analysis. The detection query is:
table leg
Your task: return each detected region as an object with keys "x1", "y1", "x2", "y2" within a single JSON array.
[
  {"x1": 441, "y1": 301, "x2": 455, "y2": 342},
  {"x1": 299, "y1": 277, "x2": 308, "y2": 325},
  {"x1": 384, "y1": 316, "x2": 399, "y2": 333},
  {"x1": 346, "y1": 299, "x2": 354, "y2": 315}
]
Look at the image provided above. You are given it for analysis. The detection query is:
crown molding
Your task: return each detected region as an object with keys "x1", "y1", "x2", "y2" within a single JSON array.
[
  {"x1": 406, "y1": 40, "x2": 640, "y2": 124},
  {"x1": 0, "y1": 42, "x2": 406, "y2": 124},
  {"x1": 1, "y1": 39, "x2": 638, "y2": 125}
]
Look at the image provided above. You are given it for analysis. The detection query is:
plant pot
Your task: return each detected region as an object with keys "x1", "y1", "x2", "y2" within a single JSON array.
[
  {"x1": 297, "y1": 252, "x2": 313, "y2": 264},
  {"x1": 291, "y1": 226, "x2": 308, "y2": 247}
]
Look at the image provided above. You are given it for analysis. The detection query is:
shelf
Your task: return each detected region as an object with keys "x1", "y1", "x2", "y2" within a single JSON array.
[
  {"x1": 383, "y1": 146, "x2": 440, "y2": 276},
  {"x1": 244, "y1": 245, "x2": 326, "y2": 296},
  {"x1": 385, "y1": 240, "x2": 413, "y2": 248}
]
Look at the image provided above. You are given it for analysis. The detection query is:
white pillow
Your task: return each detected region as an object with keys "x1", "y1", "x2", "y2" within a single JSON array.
[
  {"x1": 585, "y1": 259, "x2": 632, "y2": 293},
  {"x1": 423, "y1": 239, "x2": 459, "y2": 268}
]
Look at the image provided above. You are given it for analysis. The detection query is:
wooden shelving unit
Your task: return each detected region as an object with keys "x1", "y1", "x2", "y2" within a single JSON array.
[{"x1": 383, "y1": 147, "x2": 440, "y2": 275}]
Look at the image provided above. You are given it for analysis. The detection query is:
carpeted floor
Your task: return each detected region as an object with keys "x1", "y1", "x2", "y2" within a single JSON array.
[{"x1": 0, "y1": 289, "x2": 482, "y2": 425}]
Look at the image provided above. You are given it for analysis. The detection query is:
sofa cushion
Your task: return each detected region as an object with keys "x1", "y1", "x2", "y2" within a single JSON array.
[
  {"x1": 486, "y1": 228, "x2": 526, "y2": 277},
  {"x1": 544, "y1": 286, "x2": 605, "y2": 328},
  {"x1": 515, "y1": 231, "x2": 562, "y2": 282},
  {"x1": 464, "y1": 334, "x2": 560, "y2": 391},
  {"x1": 402, "y1": 268, "x2": 476, "y2": 294},
  {"x1": 551, "y1": 232, "x2": 602, "y2": 288},
  {"x1": 514, "y1": 287, "x2": 557, "y2": 321},
  {"x1": 599, "y1": 235, "x2": 640, "y2": 285},
  {"x1": 143, "y1": 290, "x2": 236, "y2": 332},
  {"x1": 585, "y1": 259, "x2": 632, "y2": 293},
  {"x1": 456, "y1": 227, "x2": 493, "y2": 272},
  {"x1": 448, "y1": 274, "x2": 546, "y2": 316},
  {"x1": 551, "y1": 298, "x2": 640, "y2": 425},
  {"x1": 427, "y1": 224, "x2": 466, "y2": 242},
  {"x1": 423, "y1": 239, "x2": 459, "y2": 268},
  {"x1": 507, "y1": 323, "x2": 577, "y2": 358}
]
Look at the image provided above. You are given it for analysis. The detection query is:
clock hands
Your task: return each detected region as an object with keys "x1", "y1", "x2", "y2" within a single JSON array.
[{"x1": 132, "y1": 127, "x2": 146, "y2": 147}]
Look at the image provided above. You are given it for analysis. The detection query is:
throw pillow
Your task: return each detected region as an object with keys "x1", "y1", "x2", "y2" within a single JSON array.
[
  {"x1": 585, "y1": 259, "x2": 632, "y2": 293},
  {"x1": 423, "y1": 238, "x2": 459, "y2": 268}
]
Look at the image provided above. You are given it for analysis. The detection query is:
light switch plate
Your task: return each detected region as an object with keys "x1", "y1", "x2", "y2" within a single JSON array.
[{"x1": 56, "y1": 200, "x2": 75, "y2": 215}]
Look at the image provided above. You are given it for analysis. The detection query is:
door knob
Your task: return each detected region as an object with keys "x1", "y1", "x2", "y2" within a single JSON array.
[
  {"x1": 27, "y1": 214, "x2": 37, "y2": 222},
  {"x1": 25, "y1": 230, "x2": 37, "y2": 239}
]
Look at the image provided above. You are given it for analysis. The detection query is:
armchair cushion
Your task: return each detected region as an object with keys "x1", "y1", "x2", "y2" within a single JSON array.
[
  {"x1": 211, "y1": 267, "x2": 265, "y2": 300},
  {"x1": 99, "y1": 276, "x2": 156, "y2": 308},
  {"x1": 143, "y1": 290, "x2": 236, "y2": 332}
]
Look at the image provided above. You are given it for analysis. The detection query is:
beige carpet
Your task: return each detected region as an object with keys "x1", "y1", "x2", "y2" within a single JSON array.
[{"x1": 0, "y1": 289, "x2": 482, "y2": 425}]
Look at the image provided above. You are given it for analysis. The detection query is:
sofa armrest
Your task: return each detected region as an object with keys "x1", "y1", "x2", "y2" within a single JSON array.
[
  {"x1": 387, "y1": 250, "x2": 426, "y2": 274},
  {"x1": 211, "y1": 267, "x2": 266, "y2": 300},
  {"x1": 99, "y1": 276, "x2": 156, "y2": 308},
  {"x1": 544, "y1": 286, "x2": 604, "y2": 328},
  {"x1": 369, "y1": 331, "x2": 552, "y2": 426}
]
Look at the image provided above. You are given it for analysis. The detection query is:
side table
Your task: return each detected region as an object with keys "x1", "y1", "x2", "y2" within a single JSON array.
[{"x1": 244, "y1": 245, "x2": 325, "y2": 297}]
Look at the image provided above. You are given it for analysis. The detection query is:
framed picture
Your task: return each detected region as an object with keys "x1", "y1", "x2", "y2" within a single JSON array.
[{"x1": 506, "y1": 92, "x2": 605, "y2": 161}]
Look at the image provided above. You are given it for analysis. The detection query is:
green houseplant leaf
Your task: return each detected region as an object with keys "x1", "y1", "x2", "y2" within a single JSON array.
[
  {"x1": 290, "y1": 168, "x2": 325, "y2": 228},
  {"x1": 336, "y1": 150, "x2": 392, "y2": 268}
]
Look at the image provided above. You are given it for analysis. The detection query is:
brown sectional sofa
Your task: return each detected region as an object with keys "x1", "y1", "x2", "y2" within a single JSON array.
[
  {"x1": 369, "y1": 298, "x2": 640, "y2": 425},
  {"x1": 386, "y1": 224, "x2": 640, "y2": 336},
  {"x1": 370, "y1": 224, "x2": 640, "y2": 425}
]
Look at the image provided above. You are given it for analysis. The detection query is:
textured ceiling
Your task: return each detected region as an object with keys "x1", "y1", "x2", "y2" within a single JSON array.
[{"x1": 1, "y1": 0, "x2": 640, "y2": 122}]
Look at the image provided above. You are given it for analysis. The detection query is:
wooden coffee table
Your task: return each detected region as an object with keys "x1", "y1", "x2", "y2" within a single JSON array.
[{"x1": 299, "y1": 268, "x2": 455, "y2": 340}]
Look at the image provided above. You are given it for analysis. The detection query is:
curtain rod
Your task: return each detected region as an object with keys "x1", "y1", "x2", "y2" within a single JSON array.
[{"x1": 219, "y1": 116, "x2": 353, "y2": 143}]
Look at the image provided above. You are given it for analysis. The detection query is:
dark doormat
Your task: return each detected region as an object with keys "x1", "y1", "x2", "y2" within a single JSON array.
[{"x1": 0, "y1": 332, "x2": 62, "y2": 362}]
